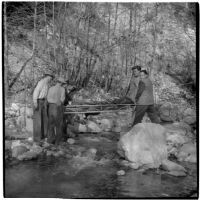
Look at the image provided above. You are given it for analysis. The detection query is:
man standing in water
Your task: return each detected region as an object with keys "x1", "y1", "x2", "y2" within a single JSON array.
[
  {"x1": 132, "y1": 69, "x2": 160, "y2": 126},
  {"x1": 47, "y1": 77, "x2": 66, "y2": 145},
  {"x1": 33, "y1": 72, "x2": 54, "y2": 142}
]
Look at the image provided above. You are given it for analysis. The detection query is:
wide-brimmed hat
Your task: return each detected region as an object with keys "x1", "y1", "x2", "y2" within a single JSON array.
[
  {"x1": 44, "y1": 71, "x2": 54, "y2": 77},
  {"x1": 57, "y1": 77, "x2": 67, "y2": 84}
]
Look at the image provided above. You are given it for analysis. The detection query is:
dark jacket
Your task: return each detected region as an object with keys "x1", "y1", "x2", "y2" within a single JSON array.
[
  {"x1": 135, "y1": 78, "x2": 154, "y2": 105},
  {"x1": 126, "y1": 76, "x2": 140, "y2": 102}
]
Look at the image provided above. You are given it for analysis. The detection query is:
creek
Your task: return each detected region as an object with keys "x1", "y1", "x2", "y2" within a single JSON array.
[{"x1": 5, "y1": 133, "x2": 197, "y2": 198}]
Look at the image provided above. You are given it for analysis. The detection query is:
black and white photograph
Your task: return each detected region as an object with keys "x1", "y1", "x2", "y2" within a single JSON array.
[{"x1": 3, "y1": 1, "x2": 198, "y2": 198}]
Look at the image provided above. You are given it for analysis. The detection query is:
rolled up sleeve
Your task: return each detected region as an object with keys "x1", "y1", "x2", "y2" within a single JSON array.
[
  {"x1": 33, "y1": 82, "x2": 41, "y2": 104},
  {"x1": 60, "y1": 88, "x2": 66, "y2": 103}
]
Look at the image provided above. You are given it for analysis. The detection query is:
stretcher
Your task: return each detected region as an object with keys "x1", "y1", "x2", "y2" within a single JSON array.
[{"x1": 64, "y1": 103, "x2": 136, "y2": 114}]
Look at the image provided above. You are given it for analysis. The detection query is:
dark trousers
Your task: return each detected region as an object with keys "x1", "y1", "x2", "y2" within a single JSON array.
[
  {"x1": 47, "y1": 103, "x2": 63, "y2": 145},
  {"x1": 132, "y1": 104, "x2": 160, "y2": 126},
  {"x1": 33, "y1": 99, "x2": 48, "y2": 142}
]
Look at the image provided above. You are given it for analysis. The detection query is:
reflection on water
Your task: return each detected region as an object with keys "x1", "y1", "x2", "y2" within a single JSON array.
[
  {"x1": 118, "y1": 168, "x2": 197, "y2": 197},
  {"x1": 5, "y1": 156, "x2": 197, "y2": 198}
]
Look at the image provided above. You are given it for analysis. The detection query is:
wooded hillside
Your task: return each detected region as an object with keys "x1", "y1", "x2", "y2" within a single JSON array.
[{"x1": 3, "y1": 2, "x2": 196, "y2": 101}]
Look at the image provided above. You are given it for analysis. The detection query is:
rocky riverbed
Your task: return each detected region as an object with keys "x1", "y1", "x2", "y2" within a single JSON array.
[
  {"x1": 5, "y1": 136, "x2": 197, "y2": 198},
  {"x1": 4, "y1": 101, "x2": 197, "y2": 198},
  {"x1": 5, "y1": 125, "x2": 197, "y2": 198}
]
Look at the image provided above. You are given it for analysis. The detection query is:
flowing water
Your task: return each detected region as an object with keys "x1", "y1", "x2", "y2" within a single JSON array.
[{"x1": 5, "y1": 134, "x2": 197, "y2": 198}]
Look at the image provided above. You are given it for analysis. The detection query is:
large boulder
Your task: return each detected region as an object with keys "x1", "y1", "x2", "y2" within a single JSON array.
[
  {"x1": 159, "y1": 103, "x2": 179, "y2": 122},
  {"x1": 12, "y1": 145, "x2": 29, "y2": 158},
  {"x1": 118, "y1": 123, "x2": 168, "y2": 169}
]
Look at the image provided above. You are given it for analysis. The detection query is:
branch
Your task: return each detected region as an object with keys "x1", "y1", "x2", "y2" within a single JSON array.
[{"x1": 8, "y1": 55, "x2": 33, "y2": 89}]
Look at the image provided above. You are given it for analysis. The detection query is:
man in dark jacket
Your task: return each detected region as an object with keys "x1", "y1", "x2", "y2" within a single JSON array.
[
  {"x1": 126, "y1": 65, "x2": 142, "y2": 124},
  {"x1": 126, "y1": 65, "x2": 141, "y2": 102},
  {"x1": 132, "y1": 69, "x2": 160, "y2": 126}
]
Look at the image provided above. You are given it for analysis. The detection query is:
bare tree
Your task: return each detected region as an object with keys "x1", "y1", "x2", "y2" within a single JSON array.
[{"x1": 4, "y1": 2, "x2": 9, "y2": 97}]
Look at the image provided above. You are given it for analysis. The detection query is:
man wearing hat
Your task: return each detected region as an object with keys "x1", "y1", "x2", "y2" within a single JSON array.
[
  {"x1": 126, "y1": 65, "x2": 141, "y2": 101},
  {"x1": 126, "y1": 65, "x2": 141, "y2": 123},
  {"x1": 46, "y1": 77, "x2": 66, "y2": 145},
  {"x1": 33, "y1": 72, "x2": 54, "y2": 142}
]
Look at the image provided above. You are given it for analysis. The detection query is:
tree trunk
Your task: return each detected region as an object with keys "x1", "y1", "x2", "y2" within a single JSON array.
[
  {"x1": 32, "y1": 1, "x2": 37, "y2": 85},
  {"x1": 151, "y1": 4, "x2": 158, "y2": 77},
  {"x1": 86, "y1": 12, "x2": 91, "y2": 84},
  {"x1": 4, "y1": 2, "x2": 9, "y2": 98},
  {"x1": 105, "y1": 4, "x2": 111, "y2": 91},
  {"x1": 107, "y1": 4, "x2": 111, "y2": 44},
  {"x1": 129, "y1": 5, "x2": 133, "y2": 66},
  {"x1": 113, "y1": 3, "x2": 118, "y2": 34},
  {"x1": 53, "y1": 2, "x2": 57, "y2": 71},
  {"x1": 129, "y1": 5, "x2": 133, "y2": 33},
  {"x1": 145, "y1": 7, "x2": 148, "y2": 65},
  {"x1": 133, "y1": 5, "x2": 137, "y2": 65}
]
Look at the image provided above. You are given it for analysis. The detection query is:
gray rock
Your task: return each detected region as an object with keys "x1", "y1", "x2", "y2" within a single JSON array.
[
  {"x1": 177, "y1": 142, "x2": 196, "y2": 162},
  {"x1": 179, "y1": 142, "x2": 196, "y2": 155},
  {"x1": 166, "y1": 170, "x2": 187, "y2": 177},
  {"x1": 183, "y1": 116, "x2": 196, "y2": 125},
  {"x1": 11, "y1": 140, "x2": 21, "y2": 148},
  {"x1": 98, "y1": 118, "x2": 113, "y2": 131},
  {"x1": 5, "y1": 120, "x2": 10, "y2": 127},
  {"x1": 183, "y1": 108, "x2": 196, "y2": 117},
  {"x1": 17, "y1": 151, "x2": 38, "y2": 160},
  {"x1": 11, "y1": 103, "x2": 19, "y2": 111},
  {"x1": 46, "y1": 150, "x2": 54, "y2": 156},
  {"x1": 26, "y1": 118, "x2": 33, "y2": 133},
  {"x1": 117, "y1": 170, "x2": 125, "y2": 176},
  {"x1": 161, "y1": 159, "x2": 186, "y2": 172},
  {"x1": 9, "y1": 124, "x2": 15, "y2": 128},
  {"x1": 12, "y1": 145, "x2": 29, "y2": 158},
  {"x1": 26, "y1": 107, "x2": 33, "y2": 117},
  {"x1": 67, "y1": 138, "x2": 75, "y2": 145},
  {"x1": 20, "y1": 107, "x2": 33, "y2": 118},
  {"x1": 5, "y1": 140, "x2": 12, "y2": 150},
  {"x1": 77, "y1": 124, "x2": 87, "y2": 132},
  {"x1": 184, "y1": 154, "x2": 196, "y2": 163},
  {"x1": 87, "y1": 121, "x2": 102, "y2": 132},
  {"x1": 30, "y1": 144, "x2": 43, "y2": 154},
  {"x1": 16, "y1": 116, "x2": 25, "y2": 127},
  {"x1": 159, "y1": 103, "x2": 179, "y2": 122}
]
